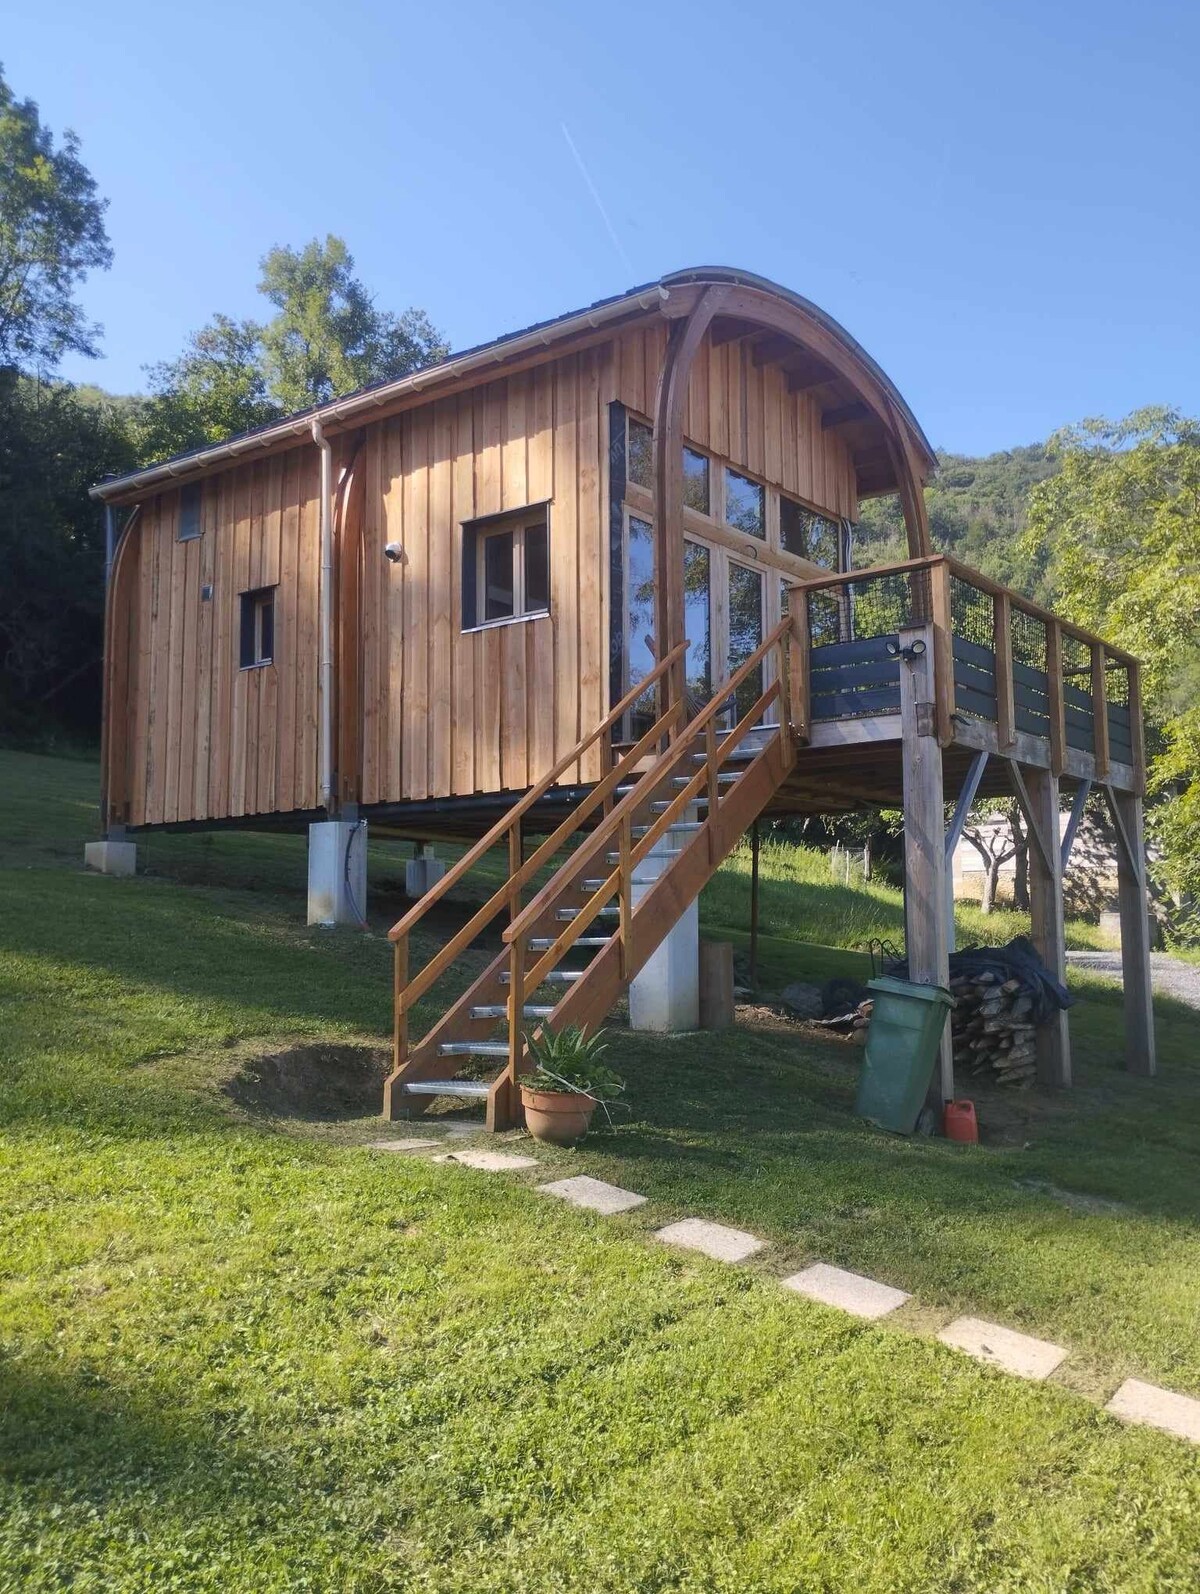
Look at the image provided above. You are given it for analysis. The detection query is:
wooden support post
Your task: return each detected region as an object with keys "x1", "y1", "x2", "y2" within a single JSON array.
[
  {"x1": 618, "y1": 814, "x2": 632, "y2": 980},
  {"x1": 994, "y1": 590, "x2": 1015, "y2": 748},
  {"x1": 705, "y1": 718, "x2": 720, "y2": 863},
  {"x1": 749, "y1": 818, "x2": 761, "y2": 992},
  {"x1": 489, "y1": 936, "x2": 525, "y2": 1133},
  {"x1": 929, "y1": 559, "x2": 955, "y2": 747},
  {"x1": 1110, "y1": 787, "x2": 1157, "y2": 1077},
  {"x1": 1091, "y1": 644, "x2": 1110, "y2": 779},
  {"x1": 898, "y1": 620, "x2": 953, "y2": 1108},
  {"x1": 1128, "y1": 661, "x2": 1147, "y2": 795},
  {"x1": 789, "y1": 588, "x2": 810, "y2": 743},
  {"x1": 1045, "y1": 620, "x2": 1066, "y2": 778},
  {"x1": 506, "y1": 818, "x2": 523, "y2": 928},
  {"x1": 1023, "y1": 764, "x2": 1071, "y2": 1088}
]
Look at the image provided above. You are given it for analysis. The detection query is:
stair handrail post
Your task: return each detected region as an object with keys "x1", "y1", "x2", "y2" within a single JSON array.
[
  {"x1": 384, "y1": 932, "x2": 409, "y2": 1119},
  {"x1": 705, "y1": 716, "x2": 720, "y2": 864},
  {"x1": 507, "y1": 817, "x2": 523, "y2": 926},
  {"x1": 618, "y1": 813, "x2": 632, "y2": 979},
  {"x1": 789, "y1": 586, "x2": 811, "y2": 744},
  {"x1": 507, "y1": 933, "x2": 526, "y2": 1094}
]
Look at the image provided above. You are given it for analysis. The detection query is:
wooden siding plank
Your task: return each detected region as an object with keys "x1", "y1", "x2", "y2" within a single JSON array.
[
  {"x1": 228, "y1": 467, "x2": 251, "y2": 817},
  {"x1": 502, "y1": 370, "x2": 529, "y2": 509},
  {"x1": 404, "y1": 411, "x2": 431, "y2": 799},
  {"x1": 384, "y1": 417, "x2": 406, "y2": 801},
  {"x1": 429, "y1": 399, "x2": 454, "y2": 799},
  {"x1": 191, "y1": 486, "x2": 217, "y2": 819},
  {"x1": 296, "y1": 454, "x2": 320, "y2": 809},
  {"x1": 500, "y1": 619, "x2": 527, "y2": 790},
  {"x1": 577, "y1": 346, "x2": 603, "y2": 781},
  {"x1": 162, "y1": 503, "x2": 187, "y2": 824},
  {"x1": 451, "y1": 397, "x2": 476, "y2": 794},
  {"x1": 131, "y1": 501, "x2": 156, "y2": 825},
  {"x1": 553, "y1": 355, "x2": 581, "y2": 780},
  {"x1": 358, "y1": 427, "x2": 382, "y2": 804}
]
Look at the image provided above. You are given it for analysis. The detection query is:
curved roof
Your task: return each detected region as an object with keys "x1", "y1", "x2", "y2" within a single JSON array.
[{"x1": 92, "y1": 267, "x2": 934, "y2": 502}]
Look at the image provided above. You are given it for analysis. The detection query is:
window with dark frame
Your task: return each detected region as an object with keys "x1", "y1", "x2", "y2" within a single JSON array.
[
  {"x1": 239, "y1": 587, "x2": 275, "y2": 669},
  {"x1": 780, "y1": 494, "x2": 841, "y2": 568},
  {"x1": 724, "y1": 467, "x2": 764, "y2": 539},
  {"x1": 627, "y1": 417, "x2": 653, "y2": 490},
  {"x1": 178, "y1": 481, "x2": 202, "y2": 541},
  {"x1": 683, "y1": 447, "x2": 710, "y2": 514},
  {"x1": 461, "y1": 507, "x2": 550, "y2": 629}
]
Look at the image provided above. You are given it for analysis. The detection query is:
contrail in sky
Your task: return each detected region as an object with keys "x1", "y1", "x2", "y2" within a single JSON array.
[{"x1": 561, "y1": 122, "x2": 635, "y2": 279}]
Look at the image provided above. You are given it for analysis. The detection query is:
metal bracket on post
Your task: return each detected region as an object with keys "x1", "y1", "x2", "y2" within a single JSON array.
[
  {"x1": 1060, "y1": 778, "x2": 1092, "y2": 870},
  {"x1": 943, "y1": 751, "x2": 988, "y2": 955}
]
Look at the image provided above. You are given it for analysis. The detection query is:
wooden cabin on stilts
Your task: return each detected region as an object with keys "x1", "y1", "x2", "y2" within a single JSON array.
[{"x1": 91, "y1": 268, "x2": 1156, "y2": 1129}]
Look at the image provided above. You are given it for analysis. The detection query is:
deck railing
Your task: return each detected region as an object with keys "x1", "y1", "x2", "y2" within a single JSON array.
[{"x1": 788, "y1": 555, "x2": 1144, "y2": 785}]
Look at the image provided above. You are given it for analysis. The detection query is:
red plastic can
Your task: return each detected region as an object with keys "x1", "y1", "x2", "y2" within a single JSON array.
[{"x1": 943, "y1": 1100, "x2": 979, "y2": 1143}]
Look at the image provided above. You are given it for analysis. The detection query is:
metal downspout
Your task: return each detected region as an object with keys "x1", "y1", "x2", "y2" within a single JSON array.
[{"x1": 311, "y1": 419, "x2": 334, "y2": 812}]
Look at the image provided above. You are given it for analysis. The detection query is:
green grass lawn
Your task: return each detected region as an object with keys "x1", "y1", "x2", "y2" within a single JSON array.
[{"x1": 2, "y1": 748, "x2": 1199, "y2": 1591}]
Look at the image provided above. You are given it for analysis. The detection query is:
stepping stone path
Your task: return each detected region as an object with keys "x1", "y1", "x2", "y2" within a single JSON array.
[
  {"x1": 938, "y1": 1316, "x2": 1067, "y2": 1381},
  {"x1": 782, "y1": 1263, "x2": 910, "y2": 1320},
  {"x1": 654, "y1": 1218, "x2": 765, "y2": 1263},
  {"x1": 434, "y1": 1149, "x2": 539, "y2": 1172},
  {"x1": 365, "y1": 1138, "x2": 443, "y2": 1153},
  {"x1": 538, "y1": 1176, "x2": 647, "y2": 1214},
  {"x1": 1106, "y1": 1379, "x2": 1200, "y2": 1444}
]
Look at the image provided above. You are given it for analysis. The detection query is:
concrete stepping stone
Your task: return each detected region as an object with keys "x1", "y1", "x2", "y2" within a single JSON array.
[
  {"x1": 364, "y1": 1138, "x2": 443, "y2": 1153},
  {"x1": 781, "y1": 1263, "x2": 910, "y2": 1320},
  {"x1": 654, "y1": 1218, "x2": 765, "y2": 1263},
  {"x1": 1106, "y1": 1378, "x2": 1200, "y2": 1444},
  {"x1": 538, "y1": 1175, "x2": 647, "y2": 1215},
  {"x1": 938, "y1": 1316, "x2": 1067, "y2": 1381},
  {"x1": 434, "y1": 1149, "x2": 539, "y2": 1172}
]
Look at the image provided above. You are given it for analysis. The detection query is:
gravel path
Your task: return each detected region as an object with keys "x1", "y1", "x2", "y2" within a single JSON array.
[{"x1": 1065, "y1": 950, "x2": 1200, "y2": 1010}]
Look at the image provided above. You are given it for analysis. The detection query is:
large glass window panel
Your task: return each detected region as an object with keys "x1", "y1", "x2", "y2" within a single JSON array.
[
  {"x1": 683, "y1": 447, "x2": 710, "y2": 514},
  {"x1": 483, "y1": 529, "x2": 515, "y2": 620},
  {"x1": 725, "y1": 468, "x2": 765, "y2": 539},
  {"x1": 628, "y1": 418, "x2": 653, "y2": 490},
  {"x1": 780, "y1": 495, "x2": 840, "y2": 567},
  {"x1": 728, "y1": 561, "x2": 764, "y2": 724},
  {"x1": 683, "y1": 540, "x2": 711, "y2": 712},
  {"x1": 627, "y1": 515, "x2": 657, "y2": 728}
]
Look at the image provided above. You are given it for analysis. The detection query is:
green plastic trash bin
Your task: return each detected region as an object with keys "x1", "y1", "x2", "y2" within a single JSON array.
[{"x1": 855, "y1": 976, "x2": 954, "y2": 1134}]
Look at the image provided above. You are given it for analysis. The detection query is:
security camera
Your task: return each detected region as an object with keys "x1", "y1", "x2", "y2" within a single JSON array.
[{"x1": 384, "y1": 541, "x2": 404, "y2": 564}]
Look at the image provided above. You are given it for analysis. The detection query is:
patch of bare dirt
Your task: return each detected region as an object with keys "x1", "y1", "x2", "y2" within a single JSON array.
[{"x1": 224, "y1": 1043, "x2": 390, "y2": 1120}]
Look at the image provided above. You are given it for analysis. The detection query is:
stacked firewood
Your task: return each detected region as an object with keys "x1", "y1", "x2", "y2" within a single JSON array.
[
  {"x1": 949, "y1": 972, "x2": 1038, "y2": 1087},
  {"x1": 809, "y1": 998, "x2": 874, "y2": 1042}
]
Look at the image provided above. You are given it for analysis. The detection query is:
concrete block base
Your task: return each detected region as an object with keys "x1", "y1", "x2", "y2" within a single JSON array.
[
  {"x1": 307, "y1": 820, "x2": 368, "y2": 927},
  {"x1": 405, "y1": 846, "x2": 446, "y2": 898},
  {"x1": 84, "y1": 840, "x2": 137, "y2": 878},
  {"x1": 629, "y1": 817, "x2": 699, "y2": 1032}
]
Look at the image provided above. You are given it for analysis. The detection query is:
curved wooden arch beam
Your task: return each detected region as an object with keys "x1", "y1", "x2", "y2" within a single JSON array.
[
  {"x1": 652, "y1": 285, "x2": 730, "y2": 720},
  {"x1": 701, "y1": 284, "x2": 932, "y2": 556},
  {"x1": 99, "y1": 504, "x2": 143, "y2": 830}
]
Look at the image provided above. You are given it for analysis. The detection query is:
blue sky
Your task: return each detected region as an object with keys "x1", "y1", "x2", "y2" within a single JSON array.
[{"x1": 8, "y1": 0, "x2": 1198, "y2": 454}]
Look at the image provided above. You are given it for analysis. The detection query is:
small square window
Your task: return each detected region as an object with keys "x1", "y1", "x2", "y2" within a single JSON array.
[
  {"x1": 178, "y1": 481, "x2": 202, "y2": 541},
  {"x1": 780, "y1": 496, "x2": 841, "y2": 568},
  {"x1": 239, "y1": 587, "x2": 275, "y2": 668},
  {"x1": 683, "y1": 447, "x2": 710, "y2": 514},
  {"x1": 462, "y1": 507, "x2": 551, "y2": 629},
  {"x1": 628, "y1": 417, "x2": 653, "y2": 490},
  {"x1": 725, "y1": 468, "x2": 764, "y2": 539}
]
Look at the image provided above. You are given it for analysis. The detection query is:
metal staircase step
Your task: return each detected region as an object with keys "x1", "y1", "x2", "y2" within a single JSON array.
[
  {"x1": 436, "y1": 1041, "x2": 509, "y2": 1058},
  {"x1": 555, "y1": 905, "x2": 619, "y2": 921},
  {"x1": 528, "y1": 935, "x2": 610, "y2": 950},
  {"x1": 499, "y1": 968, "x2": 580, "y2": 985},
  {"x1": 632, "y1": 821, "x2": 702, "y2": 837},
  {"x1": 404, "y1": 1078, "x2": 492, "y2": 1097},
  {"x1": 605, "y1": 846, "x2": 682, "y2": 865},
  {"x1": 469, "y1": 1003, "x2": 554, "y2": 1020},
  {"x1": 671, "y1": 771, "x2": 740, "y2": 786},
  {"x1": 584, "y1": 876, "x2": 659, "y2": 891}
]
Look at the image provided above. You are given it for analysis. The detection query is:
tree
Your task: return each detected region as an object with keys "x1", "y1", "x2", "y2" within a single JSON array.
[
  {"x1": 138, "y1": 314, "x2": 279, "y2": 460},
  {"x1": 1025, "y1": 409, "x2": 1200, "y2": 922},
  {"x1": 257, "y1": 236, "x2": 447, "y2": 412},
  {"x1": 961, "y1": 809, "x2": 1018, "y2": 915},
  {"x1": 0, "y1": 65, "x2": 112, "y2": 373},
  {"x1": 0, "y1": 372, "x2": 138, "y2": 742}
]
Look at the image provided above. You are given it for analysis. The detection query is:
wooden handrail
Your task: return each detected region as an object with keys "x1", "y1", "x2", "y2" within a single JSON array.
[
  {"x1": 505, "y1": 621, "x2": 788, "y2": 946},
  {"x1": 387, "y1": 639, "x2": 688, "y2": 943}
]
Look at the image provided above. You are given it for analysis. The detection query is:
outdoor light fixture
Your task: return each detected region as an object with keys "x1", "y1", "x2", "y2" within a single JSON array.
[
  {"x1": 885, "y1": 637, "x2": 927, "y2": 662},
  {"x1": 384, "y1": 541, "x2": 404, "y2": 563}
]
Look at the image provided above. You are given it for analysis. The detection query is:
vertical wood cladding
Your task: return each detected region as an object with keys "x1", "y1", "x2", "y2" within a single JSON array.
[{"x1": 109, "y1": 319, "x2": 858, "y2": 825}]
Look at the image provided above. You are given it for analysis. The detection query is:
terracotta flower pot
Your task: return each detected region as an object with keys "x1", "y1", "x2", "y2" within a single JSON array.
[{"x1": 520, "y1": 1085, "x2": 598, "y2": 1146}]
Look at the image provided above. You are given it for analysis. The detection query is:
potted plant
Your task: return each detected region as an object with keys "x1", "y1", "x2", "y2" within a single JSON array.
[{"x1": 519, "y1": 1025, "x2": 624, "y2": 1145}]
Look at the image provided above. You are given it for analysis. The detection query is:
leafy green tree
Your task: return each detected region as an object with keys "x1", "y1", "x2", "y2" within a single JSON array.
[
  {"x1": 1025, "y1": 408, "x2": 1200, "y2": 918},
  {"x1": 257, "y1": 235, "x2": 448, "y2": 412},
  {"x1": 0, "y1": 64, "x2": 112, "y2": 373},
  {"x1": 0, "y1": 372, "x2": 138, "y2": 741},
  {"x1": 138, "y1": 314, "x2": 279, "y2": 459}
]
